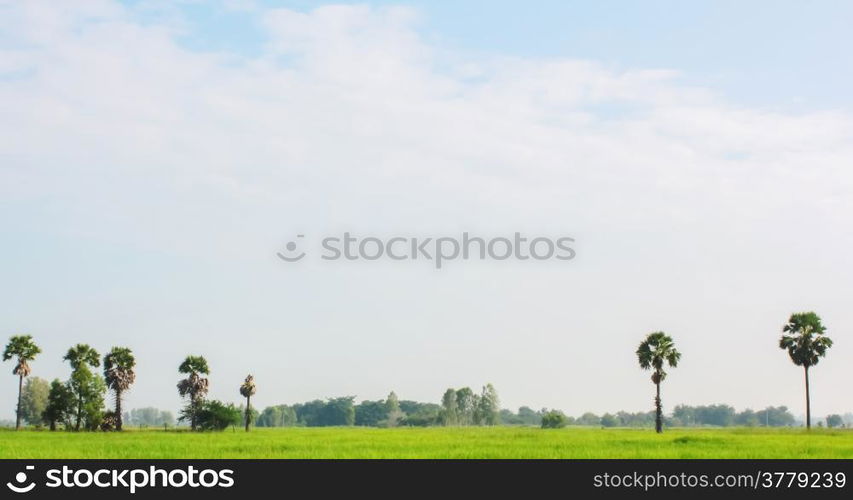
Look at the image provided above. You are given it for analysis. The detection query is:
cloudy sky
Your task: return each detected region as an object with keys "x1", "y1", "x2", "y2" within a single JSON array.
[{"x1": 1, "y1": 0, "x2": 852, "y2": 420}]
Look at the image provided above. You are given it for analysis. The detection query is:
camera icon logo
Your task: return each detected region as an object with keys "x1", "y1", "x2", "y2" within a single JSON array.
[{"x1": 6, "y1": 465, "x2": 36, "y2": 493}]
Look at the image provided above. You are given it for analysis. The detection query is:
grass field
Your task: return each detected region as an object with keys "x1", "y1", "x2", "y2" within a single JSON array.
[{"x1": 1, "y1": 427, "x2": 852, "y2": 459}]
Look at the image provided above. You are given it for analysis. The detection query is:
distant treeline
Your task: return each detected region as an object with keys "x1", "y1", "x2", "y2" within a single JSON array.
[
  {"x1": 574, "y1": 405, "x2": 799, "y2": 428},
  {"x1": 255, "y1": 403, "x2": 803, "y2": 428},
  {"x1": 122, "y1": 407, "x2": 176, "y2": 428},
  {"x1": 256, "y1": 385, "x2": 501, "y2": 428},
  {"x1": 8, "y1": 378, "x2": 849, "y2": 430},
  {"x1": 251, "y1": 386, "x2": 842, "y2": 428}
]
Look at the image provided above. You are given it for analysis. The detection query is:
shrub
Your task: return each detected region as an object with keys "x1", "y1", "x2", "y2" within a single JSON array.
[
  {"x1": 541, "y1": 410, "x2": 568, "y2": 429},
  {"x1": 100, "y1": 411, "x2": 118, "y2": 431},
  {"x1": 196, "y1": 400, "x2": 241, "y2": 431},
  {"x1": 600, "y1": 413, "x2": 619, "y2": 427}
]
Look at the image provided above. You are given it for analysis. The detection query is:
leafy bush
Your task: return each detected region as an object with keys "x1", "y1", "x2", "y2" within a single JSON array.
[
  {"x1": 196, "y1": 400, "x2": 241, "y2": 431},
  {"x1": 541, "y1": 410, "x2": 568, "y2": 429},
  {"x1": 100, "y1": 411, "x2": 118, "y2": 431},
  {"x1": 600, "y1": 413, "x2": 619, "y2": 427}
]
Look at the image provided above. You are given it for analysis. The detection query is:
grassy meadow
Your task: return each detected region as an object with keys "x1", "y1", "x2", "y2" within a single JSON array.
[{"x1": 1, "y1": 427, "x2": 851, "y2": 459}]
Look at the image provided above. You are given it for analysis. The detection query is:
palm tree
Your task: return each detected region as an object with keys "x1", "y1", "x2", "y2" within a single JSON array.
[
  {"x1": 779, "y1": 312, "x2": 832, "y2": 429},
  {"x1": 636, "y1": 331, "x2": 681, "y2": 433},
  {"x1": 103, "y1": 347, "x2": 136, "y2": 431},
  {"x1": 177, "y1": 355, "x2": 209, "y2": 431},
  {"x1": 63, "y1": 344, "x2": 101, "y2": 431},
  {"x1": 2, "y1": 335, "x2": 42, "y2": 430},
  {"x1": 239, "y1": 374, "x2": 256, "y2": 432}
]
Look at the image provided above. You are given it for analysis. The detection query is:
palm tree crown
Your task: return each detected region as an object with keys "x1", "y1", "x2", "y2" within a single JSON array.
[
  {"x1": 179, "y1": 355, "x2": 209, "y2": 376},
  {"x1": 239, "y1": 374, "x2": 256, "y2": 399},
  {"x1": 780, "y1": 312, "x2": 832, "y2": 368},
  {"x1": 3, "y1": 335, "x2": 41, "y2": 377},
  {"x1": 104, "y1": 347, "x2": 137, "y2": 393},
  {"x1": 64, "y1": 344, "x2": 101, "y2": 371},
  {"x1": 177, "y1": 355, "x2": 210, "y2": 400},
  {"x1": 637, "y1": 331, "x2": 681, "y2": 382}
]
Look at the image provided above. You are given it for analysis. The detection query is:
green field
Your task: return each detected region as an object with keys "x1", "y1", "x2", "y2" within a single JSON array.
[{"x1": 1, "y1": 427, "x2": 852, "y2": 459}]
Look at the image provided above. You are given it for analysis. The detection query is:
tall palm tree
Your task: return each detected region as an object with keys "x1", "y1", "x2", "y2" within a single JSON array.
[
  {"x1": 239, "y1": 374, "x2": 256, "y2": 432},
  {"x1": 779, "y1": 312, "x2": 832, "y2": 429},
  {"x1": 636, "y1": 331, "x2": 681, "y2": 433},
  {"x1": 103, "y1": 347, "x2": 136, "y2": 431},
  {"x1": 2, "y1": 335, "x2": 42, "y2": 430},
  {"x1": 63, "y1": 344, "x2": 101, "y2": 431},
  {"x1": 177, "y1": 355, "x2": 209, "y2": 431}
]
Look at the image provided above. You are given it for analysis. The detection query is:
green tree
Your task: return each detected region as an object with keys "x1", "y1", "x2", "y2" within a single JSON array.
[
  {"x1": 600, "y1": 413, "x2": 619, "y2": 427},
  {"x1": 196, "y1": 400, "x2": 241, "y2": 431},
  {"x1": 124, "y1": 407, "x2": 175, "y2": 428},
  {"x1": 177, "y1": 355, "x2": 210, "y2": 431},
  {"x1": 701, "y1": 405, "x2": 735, "y2": 426},
  {"x1": 541, "y1": 410, "x2": 568, "y2": 429},
  {"x1": 354, "y1": 400, "x2": 388, "y2": 426},
  {"x1": 78, "y1": 369, "x2": 106, "y2": 430},
  {"x1": 291, "y1": 398, "x2": 356, "y2": 427},
  {"x1": 103, "y1": 347, "x2": 136, "y2": 431},
  {"x1": 636, "y1": 331, "x2": 681, "y2": 433},
  {"x1": 320, "y1": 397, "x2": 355, "y2": 426},
  {"x1": 385, "y1": 391, "x2": 403, "y2": 427},
  {"x1": 577, "y1": 412, "x2": 601, "y2": 426},
  {"x1": 258, "y1": 405, "x2": 282, "y2": 427},
  {"x1": 440, "y1": 388, "x2": 458, "y2": 426},
  {"x1": 3, "y1": 335, "x2": 42, "y2": 430},
  {"x1": 734, "y1": 409, "x2": 760, "y2": 427},
  {"x1": 42, "y1": 379, "x2": 75, "y2": 431},
  {"x1": 756, "y1": 406, "x2": 796, "y2": 427},
  {"x1": 476, "y1": 384, "x2": 500, "y2": 425},
  {"x1": 63, "y1": 344, "x2": 102, "y2": 431},
  {"x1": 672, "y1": 405, "x2": 696, "y2": 427},
  {"x1": 826, "y1": 414, "x2": 843, "y2": 428},
  {"x1": 455, "y1": 387, "x2": 476, "y2": 425},
  {"x1": 19, "y1": 376, "x2": 50, "y2": 426},
  {"x1": 257, "y1": 405, "x2": 297, "y2": 427},
  {"x1": 516, "y1": 406, "x2": 541, "y2": 426},
  {"x1": 293, "y1": 400, "x2": 326, "y2": 426},
  {"x1": 779, "y1": 312, "x2": 833, "y2": 430},
  {"x1": 239, "y1": 374, "x2": 256, "y2": 432}
]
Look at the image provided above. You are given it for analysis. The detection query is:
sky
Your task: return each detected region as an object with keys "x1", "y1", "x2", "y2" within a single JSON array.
[{"x1": 1, "y1": 0, "x2": 852, "y2": 421}]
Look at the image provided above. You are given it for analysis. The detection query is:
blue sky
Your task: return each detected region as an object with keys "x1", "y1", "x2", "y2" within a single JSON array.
[
  {"x1": 1, "y1": 1, "x2": 852, "y2": 420},
  {"x1": 133, "y1": 0, "x2": 853, "y2": 110}
]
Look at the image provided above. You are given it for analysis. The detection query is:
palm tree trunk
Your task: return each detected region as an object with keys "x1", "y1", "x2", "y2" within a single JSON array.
[
  {"x1": 804, "y1": 365, "x2": 811, "y2": 430},
  {"x1": 191, "y1": 394, "x2": 198, "y2": 431},
  {"x1": 245, "y1": 395, "x2": 251, "y2": 432},
  {"x1": 76, "y1": 397, "x2": 82, "y2": 431},
  {"x1": 654, "y1": 380, "x2": 663, "y2": 433},
  {"x1": 15, "y1": 374, "x2": 23, "y2": 430},
  {"x1": 115, "y1": 389, "x2": 123, "y2": 431}
]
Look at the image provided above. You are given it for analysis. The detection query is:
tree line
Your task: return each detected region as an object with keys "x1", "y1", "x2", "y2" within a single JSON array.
[
  {"x1": 11, "y1": 379, "x2": 849, "y2": 430},
  {"x1": 1, "y1": 311, "x2": 838, "y2": 432},
  {"x1": 254, "y1": 385, "x2": 500, "y2": 428},
  {"x1": 252, "y1": 397, "x2": 823, "y2": 429}
]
